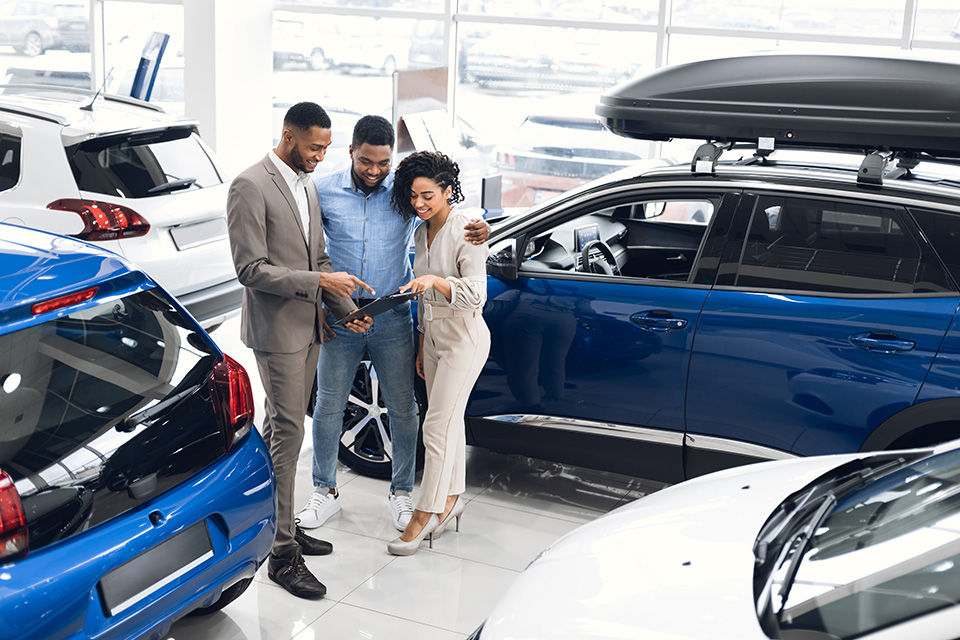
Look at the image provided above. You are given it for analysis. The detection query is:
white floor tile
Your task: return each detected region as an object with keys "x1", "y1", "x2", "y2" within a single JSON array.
[
  {"x1": 343, "y1": 551, "x2": 519, "y2": 635},
  {"x1": 255, "y1": 528, "x2": 398, "y2": 601},
  {"x1": 429, "y1": 497, "x2": 580, "y2": 571},
  {"x1": 168, "y1": 578, "x2": 333, "y2": 640},
  {"x1": 294, "y1": 603, "x2": 466, "y2": 640}
]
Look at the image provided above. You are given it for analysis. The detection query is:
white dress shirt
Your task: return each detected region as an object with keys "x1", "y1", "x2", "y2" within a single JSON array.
[{"x1": 269, "y1": 150, "x2": 312, "y2": 242}]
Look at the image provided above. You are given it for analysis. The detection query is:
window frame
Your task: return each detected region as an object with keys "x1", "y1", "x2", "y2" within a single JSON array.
[
  {"x1": 720, "y1": 190, "x2": 959, "y2": 298},
  {"x1": 512, "y1": 187, "x2": 738, "y2": 288}
]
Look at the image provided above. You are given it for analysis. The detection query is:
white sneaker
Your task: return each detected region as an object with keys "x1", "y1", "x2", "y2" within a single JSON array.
[
  {"x1": 297, "y1": 488, "x2": 341, "y2": 529},
  {"x1": 388, "y1": 491, "x2": 414, "y2": 532}
]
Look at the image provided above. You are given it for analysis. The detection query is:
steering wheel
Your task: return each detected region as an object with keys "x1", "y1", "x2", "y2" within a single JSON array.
[{"x1": 580, "y1": 239, "x2": 620, "y2": 276}]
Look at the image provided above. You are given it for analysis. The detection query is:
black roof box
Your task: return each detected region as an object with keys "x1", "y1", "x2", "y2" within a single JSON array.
[{"x1": 596, "y1": 55, "x2": 960, "y2": 158}]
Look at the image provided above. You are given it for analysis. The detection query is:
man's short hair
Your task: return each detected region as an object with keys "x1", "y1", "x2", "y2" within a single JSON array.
[
  {"x1": 283, "y1": 102, "x2": 332, "y2": 132},
  {"x1": 352, "y1": 115, "x2": 395, "y2": 148}
]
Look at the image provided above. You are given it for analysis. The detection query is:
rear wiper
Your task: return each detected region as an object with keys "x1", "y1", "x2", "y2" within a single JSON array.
[
  {"x1": 118, "y1": 383, "x2": 203, "y2": 432},
  {"x1": 147, "y1": 177, "x2": 197, "y2": 195}
]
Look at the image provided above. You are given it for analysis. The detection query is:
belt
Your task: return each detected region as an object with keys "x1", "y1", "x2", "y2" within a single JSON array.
[{"x1": 422, "y1": 302, "x2": 479, "y2": 321}]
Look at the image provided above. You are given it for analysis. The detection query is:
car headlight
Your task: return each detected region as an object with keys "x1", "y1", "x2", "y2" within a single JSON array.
[{"x1": 466, "y1": 622, "x2": 484, "y2": 640}]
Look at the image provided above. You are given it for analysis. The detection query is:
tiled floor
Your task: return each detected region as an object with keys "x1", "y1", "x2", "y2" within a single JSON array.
[{"x1": 167, "y1": 317, "x2": 664, "y2": 640}]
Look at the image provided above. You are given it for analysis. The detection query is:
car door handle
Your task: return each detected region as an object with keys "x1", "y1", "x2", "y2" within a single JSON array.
[
  {"x1": 849, "y1": 332, "x2": 916, "y2": 354},
  {"x1": 630, "y1": 311, "x2": 688, "y2": 332}
]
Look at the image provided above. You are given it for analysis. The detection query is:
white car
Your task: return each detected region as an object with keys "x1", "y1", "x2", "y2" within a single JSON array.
[
  {"x1": 0, "y1": 85, "x2": 240, "y2": 329},
  {"x1": 472, "y1": 439, "x2": 960, "y2": 639}
]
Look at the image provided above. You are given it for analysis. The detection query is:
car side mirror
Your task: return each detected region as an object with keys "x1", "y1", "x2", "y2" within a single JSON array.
[{"x1": 486, "y1": 238, "x2": 518, "y2": 281}]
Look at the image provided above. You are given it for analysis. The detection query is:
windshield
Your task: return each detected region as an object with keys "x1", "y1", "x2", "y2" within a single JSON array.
[{"x1": 772, "y1": 448, "x2": 960, "y2": 638}]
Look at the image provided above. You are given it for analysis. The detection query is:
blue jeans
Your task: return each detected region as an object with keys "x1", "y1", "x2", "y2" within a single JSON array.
[{"x1": 312, "y1": 301, "x2": 418, "y2": 493}]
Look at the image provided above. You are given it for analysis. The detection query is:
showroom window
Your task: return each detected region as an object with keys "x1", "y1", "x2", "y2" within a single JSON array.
[
  {"x1": 102, "y1": 1, "x2": 184, "y2": 115},
  {"x1": 737, "y1": 195, "x2": 953, "y2": 294},
  {"x1": 0, "y1": 0, "x2": 91, "y2": 90},
  {"x1": 914, "y1": 0, "x2": 960, "y2": 42}
]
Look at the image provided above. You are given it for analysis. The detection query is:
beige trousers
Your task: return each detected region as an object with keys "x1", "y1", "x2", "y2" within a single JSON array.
[
  {"x1": 416, "y1": 309, "x2": 491, "y2": 513},
  {"x1": 254, "y1": 341, "x2": 321, "y2": 558}
]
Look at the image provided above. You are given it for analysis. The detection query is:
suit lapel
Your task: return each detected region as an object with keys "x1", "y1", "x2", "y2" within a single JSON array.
[
  {"x1": 306, "y1": 181, "x2": 321, "y2": 269},
  {"x1": 262, "y1": 156, "x2": 309, "y2": 248}
]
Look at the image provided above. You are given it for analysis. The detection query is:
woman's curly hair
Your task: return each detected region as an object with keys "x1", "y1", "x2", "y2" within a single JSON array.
[{"x1": 391, "y1": 151, "x2": 464, "y2": 220}]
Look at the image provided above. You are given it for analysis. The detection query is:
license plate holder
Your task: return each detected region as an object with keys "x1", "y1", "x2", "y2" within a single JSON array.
[{"x1": 98, "y1": 520, "x2": 213, "y2": 617}]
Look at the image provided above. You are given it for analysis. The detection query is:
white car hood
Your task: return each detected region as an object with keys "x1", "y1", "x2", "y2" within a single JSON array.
[{"x1": 481, "y1": 454, "x2": 866, "y2": 640}]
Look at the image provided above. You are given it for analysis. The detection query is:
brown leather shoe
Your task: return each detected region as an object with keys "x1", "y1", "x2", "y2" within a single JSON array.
[
  {"x1": 267, "y1": 553, "x2": 326, "y2": 599},
  {"x1": 295, "y1": 523, "x2": 333, "y2": 556}
]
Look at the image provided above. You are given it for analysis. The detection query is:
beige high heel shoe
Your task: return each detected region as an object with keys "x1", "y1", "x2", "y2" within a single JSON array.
[
  {"x1": 435, "y1": 495, "x2": 465, "y2": 536},
  {"x1": 387, "y1": 514, "x2": 439, "y2": 556}
]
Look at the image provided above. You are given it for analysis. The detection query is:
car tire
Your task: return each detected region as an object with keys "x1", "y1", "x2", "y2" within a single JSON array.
[
  {"x1": 189, "y1": 577, "x2": 253, "y2": 616},
  {"x1": 307, "y1": 359, "x2": 426, "y2": 479},
  {"x1": 23, "y1": 32, "x2": 43, "y2": 57},
  {"x1": 309, "y1": 49, "x2": 328, "y2": 70},
  {"x1": 381, "y1": 55, "x2": 397, "y2": 76}
]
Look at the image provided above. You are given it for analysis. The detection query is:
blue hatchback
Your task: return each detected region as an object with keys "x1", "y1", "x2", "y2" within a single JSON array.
[{"x1": 0, "y1": 224, "x2": 275, "y2": 640}]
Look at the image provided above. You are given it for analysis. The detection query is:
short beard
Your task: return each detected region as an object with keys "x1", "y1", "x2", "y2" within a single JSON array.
[{"x1": 289, "y1": 145, "x2": 312, "y2": 173}]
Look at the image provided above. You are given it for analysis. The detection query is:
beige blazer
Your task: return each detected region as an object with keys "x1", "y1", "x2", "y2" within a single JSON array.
[{"x1": 227, "y1": 154, "x2": 355, "y2": 353}]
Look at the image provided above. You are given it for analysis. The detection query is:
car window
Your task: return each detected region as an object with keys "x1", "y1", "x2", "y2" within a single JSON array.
[
  {"x1": 68, "y1": 128, "x2": 222, "y2": 199},
  {"x1": 0, "y1": 132, "x2": 21, "y2": 192},
  {"x1": 0, "y1": 287, "x2": 225, "y2": 552},
  {"x1": 778, "y1": 449, "x2": 960, "y2": 639},
  {"x1": 736, "y1": 195, "x2": 954, "y2": 294},
  {"x1": 520, "y1": 197, "x2": 717, "y2": 282},
  {"x1": 910, "y1": 208, "x2": 960, "y2": 290}
]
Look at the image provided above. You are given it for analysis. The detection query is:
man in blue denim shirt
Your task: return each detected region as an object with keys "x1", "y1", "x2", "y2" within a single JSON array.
[{"x1": 297, "y1": 116, "x2": 489, "y2": 531}]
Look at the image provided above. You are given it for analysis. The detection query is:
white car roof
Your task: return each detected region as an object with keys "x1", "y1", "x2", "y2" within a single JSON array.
[{"x1": 0, "y1": 86, "x2": 195, "y2": 144}]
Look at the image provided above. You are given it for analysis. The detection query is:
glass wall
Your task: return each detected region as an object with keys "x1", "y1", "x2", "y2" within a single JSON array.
[
  {"x1": 0, "y1": 0, "x2": 92, "y2": 90},
  {"x1": 48, "y1": 1, "x2": 960, "y2": 206},
  {"x1": 103, "y1": 1, "x2": 183, "y2": 114}
]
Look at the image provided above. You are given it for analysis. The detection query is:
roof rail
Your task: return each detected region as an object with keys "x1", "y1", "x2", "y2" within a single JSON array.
[
  {"x1": 0, "y1": 84, "x2": 165, "y2": 118},
  {"x1": 102, "y1": 93, "x2": 164, "y2": 112},
  {"x1": 0, "y1": 104, "x2": 67, "y2": 125}
]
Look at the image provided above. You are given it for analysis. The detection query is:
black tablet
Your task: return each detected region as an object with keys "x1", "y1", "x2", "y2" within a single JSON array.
[{"x1": 334, "y1": 291, "x2": 419, "y2": 326}]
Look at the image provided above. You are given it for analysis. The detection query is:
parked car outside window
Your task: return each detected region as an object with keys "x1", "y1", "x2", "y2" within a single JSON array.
[{"x1": 0, "y1": 0, "x2": 89, "y2": 57}]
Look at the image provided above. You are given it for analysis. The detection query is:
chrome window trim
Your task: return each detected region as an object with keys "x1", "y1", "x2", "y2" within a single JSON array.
[
  {"x1": 684, "y1": 433, "x2": 797, "y2": 461},
  {"x1": 485, "y1": 414, "x2": 683, "y2": 447}
]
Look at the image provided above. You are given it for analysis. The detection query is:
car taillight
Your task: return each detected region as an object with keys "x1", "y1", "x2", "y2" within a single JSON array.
[
  {"x1": 0, "y1": 471, "x2": 28, "y2": 561},
  {"x1": 208, "y1": 354, "x2": 255, "y2": 453},
  {"x1": 31, "y1": 286, "x2": 98, "y2": 315},
  {"x1": 47, "y1": 198, "x2": 150, "y2": 241},
  {"x1": 496, "y1": 152, "x2": 515, "y2": 168}
]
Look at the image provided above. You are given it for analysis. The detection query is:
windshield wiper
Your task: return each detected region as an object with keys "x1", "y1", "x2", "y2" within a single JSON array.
[
  {"x1": 754, "y1": 456, "x2": 909, "y2": 563},
  {"x1": 147, "y1": 177, "x2": 197, "y2": 195},
  {"x1": 118, "y1": 383, "x2": 203, "y2": 432},
  {"x1": 773, "y1": 492, "x2": 837, "y2": 615}
]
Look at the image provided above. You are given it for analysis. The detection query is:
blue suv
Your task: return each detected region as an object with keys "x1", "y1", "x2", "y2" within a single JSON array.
[
  {"x1": 335, "y1": 55, "x2": 960, "y2": 485},
  {"x1": 0, "y1": 224, "x2": 274, "y2": 640}
]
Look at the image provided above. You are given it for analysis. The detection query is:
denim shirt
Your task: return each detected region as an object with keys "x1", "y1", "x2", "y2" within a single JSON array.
[{"x1": 315, "y1": 168, "x2": 415, "y2": 300}]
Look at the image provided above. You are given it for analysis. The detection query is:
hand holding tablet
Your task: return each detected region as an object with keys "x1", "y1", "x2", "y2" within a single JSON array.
[{"x1": 334, "y1": 291, "x2": 421, "y2": 326}]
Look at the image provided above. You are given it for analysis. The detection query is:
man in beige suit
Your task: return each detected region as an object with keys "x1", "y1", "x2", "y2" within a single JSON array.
[{"x1": 227, "y1": 102, "x2": 373, "y2": 600}]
